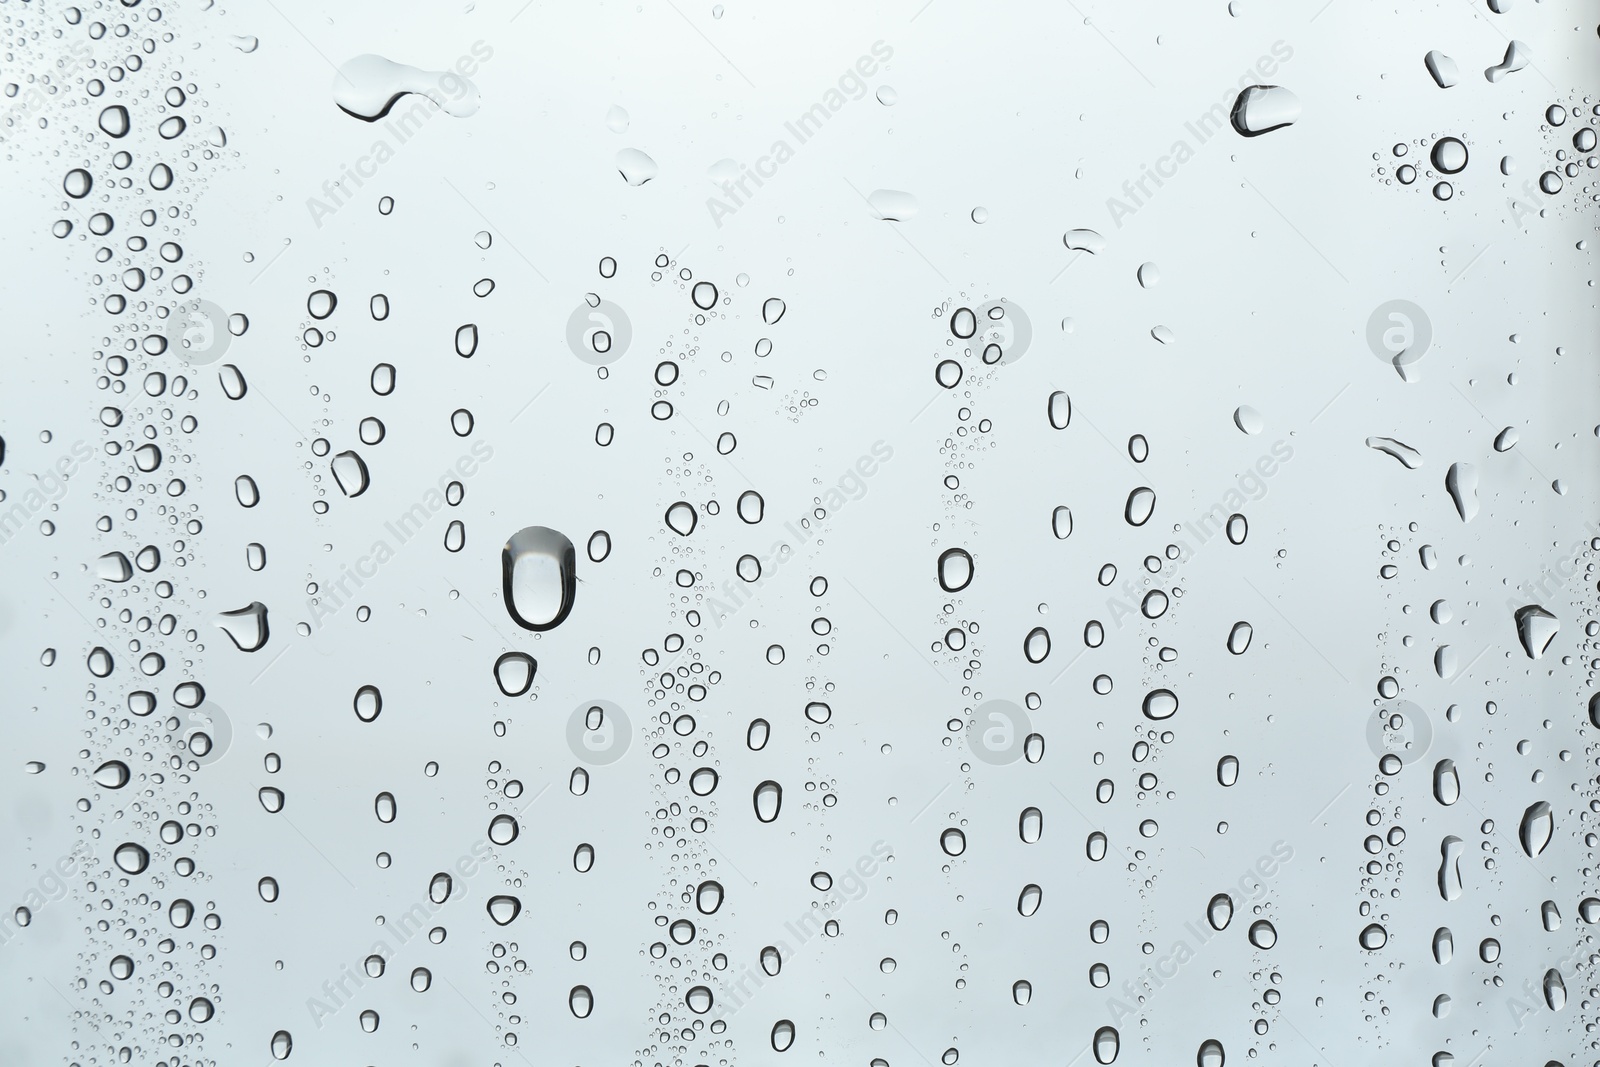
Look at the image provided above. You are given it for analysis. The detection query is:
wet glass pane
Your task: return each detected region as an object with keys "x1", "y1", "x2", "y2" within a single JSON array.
[{"x1": 1, "y1": 4, "x2": 1596, "y2": 1066}]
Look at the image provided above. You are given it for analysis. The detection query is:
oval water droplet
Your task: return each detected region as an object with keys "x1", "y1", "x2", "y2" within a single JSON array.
[
  {"x1": 1047, "y1": 390, "x2": 1071, "y2": 429},
  {"x1": 1142, "y1": 689, "x2": 1178, "y2": 720},
  {"x1": 1248, "y1": 919, "x2": 1277, "y2": 948},
  {"x1": 1093, "y1": 1025, "x2": 1120, "y2": 1065},
  {"x1": 1018, "y1": 807, "x2": 1042, "y2": 843},
  {"x1": 1124, "y1": 487, "x2": 1156, "y2": 526},
  {"x1": 488, "y1": 814, "x2": 519, "y2": 845},
  {"x1": 114, "y1": 842, "x2": 150, "y2": 874},
  {"x1": 1543, "y1": 968, "x2": 1566, "y2": 1011},
  {"x1": 937, "y1": 548, "x2": 974, "y2": 592},
  {"x1": 1052, "y1": 506, "x2": 1073, "y2": 539},
  {"x1": 748, "y1": 718, "x2": 771, "y2": 750},
  {"x1": 1207, "y1": 893, "x2": 1234, "y2": 931},
  {"x1": 696, "y1": 880, "x2": 724, "y2": 914},
  {"x1": 665, "y1": 501, "x2": 699, "y2": 536},
  {"x1": 1018, "y1": 883, "x2": 1042, "y2": 916},
  {"x1": 1217, "y1": 755, "x2": 1239, "y2": 786},
  {"x1": 502, "y1": 527, "x2": 577, "y2": 631},
  {"x1": 754, "y1": 780, "x2": 783, "y2": 822},
  {"x1": 1226, "y1": 621, "x2": 1252, "y2": 654}
]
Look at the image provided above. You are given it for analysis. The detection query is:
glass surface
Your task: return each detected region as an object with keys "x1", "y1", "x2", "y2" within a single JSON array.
[{"x1": 1, "y1": 3, "x2": 1597, "y2": 1065}]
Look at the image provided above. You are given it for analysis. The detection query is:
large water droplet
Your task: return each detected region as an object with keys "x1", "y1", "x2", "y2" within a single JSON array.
[
  {"x1": 1142, "y1": 689, "x2": 1178, "y2": 720},
  {"x1": 215, "y1": 601, "x2": 270, "y2": 652},
  {"x1": 487, "y1": 894, "x2": 521, "y2": 926},
  {"x1": 696, "y1": 880, "x2": 724, "y2": 914},
  {"x1": 1231, "y1": 85, "x2": 1301, "y2": 135},
  {"x1": 1514, "y1": 604, "x2": 1559, "y2": 659},
  {"x1": 754, "y1": 780, "x2": 783, "y2": 823},
  {"x1": 493, "y1": 651, "x2": 537, "y2": 697},
  {"x1": 332, "y1": 54, "x2": 481, "y2": 121},
  {"x1": 1519, "y1": 800, "x2": 1553, "y2": 857},
  {"x1": 937, "y1": 548, "x2": 974, "y2": 592},
  {"x1": 1124, "y1": 487, "x2": 1155, "y2": 526},
  {"x1": 1093, "y1": 1025, "x2": 1120, "y2": 1064},
  {"x1": 665, "y1": 501, "x2": 699, "y2": 536},
  {"x1": 502, "y1": 527, "x2": 577, "y2": 631},
  {"x1": 1444, "y1": 463, "x2": 1478, "y2": 521},
  {"x1": 615, "y1": 148, "x2": 658, "y2": 186}
]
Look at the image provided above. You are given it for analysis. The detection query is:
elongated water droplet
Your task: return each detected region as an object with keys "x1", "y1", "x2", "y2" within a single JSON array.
[
  {"x1": 1366, "y1": 436, "x2": 1423, "y2": 469},
  {"x1": 1444, "y1": 463, "x2": 1478, "y2": 521},
  {"x1": 1543, "y1": 968, "x2": 1566, "y2": 1011},
  {"x1": 754, "y1": 780, "x2": 782, "y2": 822},
  {"x1": 1093, "y1": 1025, "x2": 1119, "y2": 1065},
  {"x1": 332, "y1": 54, "x2": 481, "y2": 121},
  {"x1": 502, "y1": 526, "x2": 577, "y2": 631},
  {"x1": 1023, "y1": 626, "x2": 1050, "y2": 663},
  {"x1": 1438, "y1": 836, "x2": 1463, "y2": 901},
  {"x1": 696, "y1": 880, "x2": 724, "y2": 914},
  {"x1": 1047, "y1": 390, "x2": 1071, "y2": 429},
  {"x1": 1231, "y1": 85, "x2": 1300, "y2": 135},
  {"x1": 1124, "y1": 487, "x2": 1155, "y2": 526},
  {"x1": 1519, "y1": 800, "x2": 1553, "y2": 857}
]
